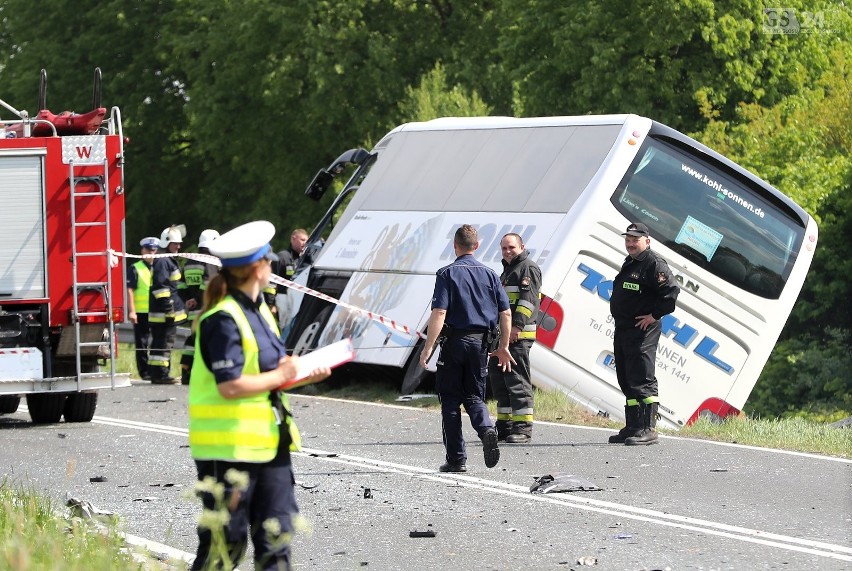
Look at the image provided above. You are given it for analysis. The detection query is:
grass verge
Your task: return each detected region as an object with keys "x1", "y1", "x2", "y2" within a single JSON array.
[{"x1": 0, "y1": 478, "x2": 168, "y2": 570}]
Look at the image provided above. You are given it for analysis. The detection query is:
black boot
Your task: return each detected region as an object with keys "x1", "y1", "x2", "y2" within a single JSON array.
[
  {"x1": 625, "y1": 402, "x2": 659, "y2": 445},
  {"x1": 608, "y1": 405, "x2": 640, "y2": 443},
  {"x1": 495, "y1": 419, "x2": 513, "y2": 442},
  {"x1": 506, "y1": 421, "x2": 532, "y2": 443}
]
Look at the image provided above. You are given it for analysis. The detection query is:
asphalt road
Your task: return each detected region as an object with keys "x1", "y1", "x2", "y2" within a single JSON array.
[{"x1": 2, "y1": 381, "x2": 851, "y2": 570}]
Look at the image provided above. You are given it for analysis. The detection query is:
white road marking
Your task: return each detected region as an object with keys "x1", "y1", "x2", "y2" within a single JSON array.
[{"x1": 59, "y1": 411, "x2": 852, "y2": 563}]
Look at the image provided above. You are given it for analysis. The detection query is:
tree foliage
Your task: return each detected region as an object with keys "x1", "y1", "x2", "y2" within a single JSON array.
[{"x1": 499, "y1": 0, "x2": 839, "y2": 132}]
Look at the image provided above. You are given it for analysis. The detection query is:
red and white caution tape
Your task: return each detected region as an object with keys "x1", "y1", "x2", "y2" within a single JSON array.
[{"x1": 113, "y1": 249, "x2": 426, "y2": 340}]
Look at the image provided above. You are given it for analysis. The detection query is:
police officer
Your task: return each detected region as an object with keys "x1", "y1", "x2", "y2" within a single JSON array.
[
  {"x1": 609, "y1": 222, "x2": 679, "y2": 445},
  {"x1": 178, "y1": 229, "x2": 219, "y2": 384},
  {"x1": 126, "y1": 236, "x2": 159, "y2": 380},
  {"x1": 188, "y1": 220, "x2": 330, "y2": 571},
  {"x1": 419, "y1": 224, "x2": 514, "y2": 472},
  {"x1": 148, "y1": 224, "x2": 188, "y2": 384},
  {"x1": 488, "y1": 233, "x2": 542, "y2": 443}
]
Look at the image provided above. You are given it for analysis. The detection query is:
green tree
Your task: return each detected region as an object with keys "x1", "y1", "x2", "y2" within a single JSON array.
[
  {"x1": 499, "y1": 0, "x2": 838, "y2": 132},
  {"x1": 398, "y1": 62, "x2": 493, "y2": 121}
]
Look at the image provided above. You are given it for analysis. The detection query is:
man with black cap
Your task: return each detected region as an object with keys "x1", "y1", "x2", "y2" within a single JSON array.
[{"x1": 608, "y1": 222, "x2": 679, "y2": 445}]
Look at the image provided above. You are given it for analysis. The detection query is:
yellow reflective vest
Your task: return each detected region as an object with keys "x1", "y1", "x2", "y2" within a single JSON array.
[
  {"x1": 188, "y1": 295, "x2": 301, "y2": 462},
  {"x1": 132, "y1": 261, "x2": 152, "y2": 314}
]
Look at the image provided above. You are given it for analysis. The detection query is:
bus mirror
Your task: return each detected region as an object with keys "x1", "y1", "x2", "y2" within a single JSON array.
[
  {"x1": 305, "y1": 148, "x2": 370, "y2": 201},
  {"x1": 305, "y1": 169, "x2": 334, "y2": 201}
]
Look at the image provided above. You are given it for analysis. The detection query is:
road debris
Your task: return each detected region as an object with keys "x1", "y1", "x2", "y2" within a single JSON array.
[
  {"x1": 66, "y1": 494, "x2": 117, "y2": 524},
  {"x1": 529, "y1": 473, "x2": 602, "y2": 494},
  {"x1": 395, "y1": 394, "x2": 436, "y2": 402},
  {"x1": 576, "y1": 555, "x2": 598, "y2": 565},
  {"x1": 409, "y1": 530, "x2": 436, "y2": 538},
  {"x1": 89, "y1": 476, "x2": 107, "y2": 483}
]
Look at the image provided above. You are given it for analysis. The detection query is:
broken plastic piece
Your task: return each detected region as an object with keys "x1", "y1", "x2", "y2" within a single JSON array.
[
  {"x1": 409, "y1": 530, "x2": 436, "y2": 538},
  {"x1": 529, "y1": 473, "x2": 602, "y2": 494}
]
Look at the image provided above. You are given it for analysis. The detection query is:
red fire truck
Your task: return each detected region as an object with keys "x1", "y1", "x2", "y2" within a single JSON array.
[{"x1": 0, "y1": 69, "x2": 130, "y2": 423}]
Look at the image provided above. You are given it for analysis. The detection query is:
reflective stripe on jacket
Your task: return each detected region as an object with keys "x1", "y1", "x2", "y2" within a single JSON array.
[
  {"x1": 132, "y1": 261, "x2": 152, "y2": 314},
  {"x1": 188, "y1": 296, "x2": 300, "y2": 462},
  {"x1": 501, "y1": 250, "x2": 542, "y2": 341}
]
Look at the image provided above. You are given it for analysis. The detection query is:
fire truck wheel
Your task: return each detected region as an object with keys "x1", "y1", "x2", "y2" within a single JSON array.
[
  {"x1": 64, "y1": 392, "x2": 98, "y2": 423},
  {"x1": 26, "y1": 394, "x2": 67, "y2": 424},
  {"x1": 0, "y1": 396, "x2": 21, "y2": 414}
]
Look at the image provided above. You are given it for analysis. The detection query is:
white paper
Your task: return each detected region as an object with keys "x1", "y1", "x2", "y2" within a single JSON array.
[{"x1": 293, "y1": 338, "x2": 355, "y2": 381}]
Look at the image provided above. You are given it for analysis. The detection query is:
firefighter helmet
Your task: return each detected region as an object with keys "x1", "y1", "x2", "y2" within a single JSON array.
[
  {"x1": 159, "y1": 224, "x2": 186, "y2": 248},
  {"x1": 198, "y1": 229, "x2": 220, "y2": 249}
]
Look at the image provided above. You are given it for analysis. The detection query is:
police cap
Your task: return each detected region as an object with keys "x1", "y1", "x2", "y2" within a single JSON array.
[{"x1": 207, "y1": 220, "x2": 277, "y2": 268}]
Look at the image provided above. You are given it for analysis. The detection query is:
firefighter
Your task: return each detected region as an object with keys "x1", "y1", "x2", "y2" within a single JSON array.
[
  {"x1": 188, "y1": 220, "x2": 330, "y2": 571},
  {"x1": 488, "y1": 233, "x2": 542, "y2": 443},
  {"x1": 608, "y1": 222, "x2": 679, "y2": 445},
  {"x1": 148, "y1": 224, "x2": 188, "y2": 384},
  {"x1": 418, "y1": 224, "x2": 514, "y2": 473},
  {"x1": 126, "y1": 236, "x2": 159, "y2": 380},
  {"x1": 178, "y1": 229, "x2": 220, "y2": 384}
]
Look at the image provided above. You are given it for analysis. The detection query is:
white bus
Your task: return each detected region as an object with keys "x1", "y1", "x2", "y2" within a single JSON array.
[{"x1": 285, "y1": 115, "x2": 818, "y2": 429}]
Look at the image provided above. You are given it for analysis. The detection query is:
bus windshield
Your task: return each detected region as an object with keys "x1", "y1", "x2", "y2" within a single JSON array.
[{"x1": 611, "y1": 139, "x2": 804, "y2": 299}]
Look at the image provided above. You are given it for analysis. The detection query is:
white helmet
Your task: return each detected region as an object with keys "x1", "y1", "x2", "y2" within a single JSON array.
[
  {"x1": 158, "y1": 224, "x2": 186, "y2": 248},
  {"x1": 198, "y1": 229, "x2": 220, "y2": 249}
]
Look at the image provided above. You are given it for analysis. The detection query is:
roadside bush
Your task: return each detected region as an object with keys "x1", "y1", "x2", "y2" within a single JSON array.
[{"x1": 749, "y1": 328, "x2": 852, "y2": 421}]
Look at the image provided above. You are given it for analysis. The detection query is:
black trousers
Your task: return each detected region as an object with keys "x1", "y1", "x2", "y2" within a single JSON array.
[
  {"x1": 132, "y1": 313, "x2": 152, "y2": 377},
  {"x1": 435, "y1": 334, "x2": 494, "y2": 464},
  {"x1": 148, "y1": 321, "x2": 176, "y2": 380},
  {"x1": 192, "y1": 450, "x2": 298, "y2": 571},
  {"x1": 488, "y1": 339, "x2": 534, "y2": 420},
  {"x1": 613, "y1": 321, "x2": 661, "y2": 401}
]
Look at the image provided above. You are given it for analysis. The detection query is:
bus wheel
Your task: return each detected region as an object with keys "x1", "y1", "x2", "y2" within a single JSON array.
[
  {"x1": 401, "y1": 340, "x2": 434, "y2": 395},
  {"x1": 0, "y1": 395, "x2": 21, "y2": 414},
  {"x1": 64, "y1": 392, "x2": 98, "y2": 423},
  {"x1": 26, "y1": 394, "x2": 67, "y2": 424}
]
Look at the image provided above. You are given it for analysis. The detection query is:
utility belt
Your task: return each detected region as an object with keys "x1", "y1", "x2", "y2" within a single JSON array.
[
  {"x1": 441, "y1": 325, "x2": 500, "y2": 352},
  {"x1": 446, "y1": 328, "x2": 488, "y2": 338}
]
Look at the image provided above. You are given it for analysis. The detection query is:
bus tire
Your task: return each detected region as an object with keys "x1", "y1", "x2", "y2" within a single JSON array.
[
  {"x1": 0, "y1": 395, "x2": 21, "y2": 414},
  {"x1": 64, "y1": 392, "x2": 98, "y2": 423},
  {"x1": 401, "y1": 340, "x2": 434, "y2": 395},
  {"x1": 26, "y1": 394, "x2": 67, "y2": 424}
]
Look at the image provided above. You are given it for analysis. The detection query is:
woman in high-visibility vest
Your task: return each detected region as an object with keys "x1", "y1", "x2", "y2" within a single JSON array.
[{"x1": 188, "y1": 220, "x2": 330, "y2": 571}]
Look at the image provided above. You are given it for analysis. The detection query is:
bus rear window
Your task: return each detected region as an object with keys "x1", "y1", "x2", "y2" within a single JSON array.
[{"x1": 611, "y1": 141, "x2": 804, "y2": 299}]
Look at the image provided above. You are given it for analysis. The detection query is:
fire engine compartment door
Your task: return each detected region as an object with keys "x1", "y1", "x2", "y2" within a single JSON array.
[{"x1": 0, "y1": 154, "x2": 46, "y2": 300}]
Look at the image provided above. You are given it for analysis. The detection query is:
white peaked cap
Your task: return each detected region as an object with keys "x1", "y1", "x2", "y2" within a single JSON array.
[
  {"x1": 139, "y1": 236, "x2": 160, "y2": 249},
  {"x1": 159, "y1": 224, "x2": 187, "y2": 248},
  {"x1": 207, "y1": 220, "x2": 276, "y2": 268}
]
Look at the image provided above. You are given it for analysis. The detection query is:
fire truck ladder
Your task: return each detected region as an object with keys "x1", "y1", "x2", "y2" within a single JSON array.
[{"x1": 68, "y1": 157, "x2": 118, "y2": 390}]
